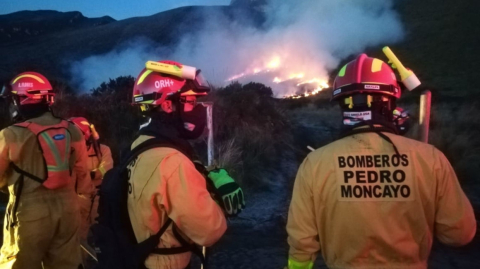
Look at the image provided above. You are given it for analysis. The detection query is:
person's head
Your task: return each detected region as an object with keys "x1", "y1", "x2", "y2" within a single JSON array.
[
  {"x1": 392, "y1": 107, "x2": 411, "y2": 135},
  {"x1": 69, "y1": 117, "x2": 94, "y2": 144},
  {"x1": 331, "y1": 54, "x2": 401, "y2": 128},
  {"x1": 132, "y1": 60, "x2": 210, "y2": 139},
  {"x1": 0, "y1": 72, "x2": 55, "y2": 122}
]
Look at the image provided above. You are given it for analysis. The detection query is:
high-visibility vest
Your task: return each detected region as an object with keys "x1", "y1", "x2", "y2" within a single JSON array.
[{"x1": 13, "y1": 120, "x2": 72, "y2": 189}]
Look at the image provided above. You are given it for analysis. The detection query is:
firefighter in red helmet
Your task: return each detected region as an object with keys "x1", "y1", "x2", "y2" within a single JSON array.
[
  {"x1": 0, "y1": 72, "x2": 94, "y2": 268},
  {"x1": 69, "y1": 117, "x2": 113, "y2": 266},
  {"x1": 97, "y1": 61, "x2": 244, "y2": 269},
  {"x1": 286, "y1": 54, "x2": 476, "y2": 269}
]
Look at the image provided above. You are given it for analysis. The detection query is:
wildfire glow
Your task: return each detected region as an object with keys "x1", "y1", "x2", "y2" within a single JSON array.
[
  {"x1": 267, "y1": 57, "x2": 281, "y2": 69},
  {"x1": 226, "y1": 55, "x2": 330, "y2": 99}
]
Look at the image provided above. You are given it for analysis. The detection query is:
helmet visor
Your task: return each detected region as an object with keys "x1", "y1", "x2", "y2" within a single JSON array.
[
  {"x1": 193, "y1": 70, "x2": 210, "y2": 93},
  {"x1": 0, "y1": 85, "x2": 9, "y2": 97}
]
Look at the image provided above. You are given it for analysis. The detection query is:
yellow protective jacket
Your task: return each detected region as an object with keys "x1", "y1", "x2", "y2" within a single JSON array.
[
  {"x1": 127, "y1": 135, "x2": 227, "y2": 269},
  {"x1": 0, "y1": 112, "x2": 94, "y2": 268},
  {"x1": 78, "y1": 144, "x2": 114, "y2": 242},
  {"x1": 287, "y1": 132, "x2": 476, "y2": 269},
  {"x1": 0, "y1": 112, "x2": 93, "y2": 196}
]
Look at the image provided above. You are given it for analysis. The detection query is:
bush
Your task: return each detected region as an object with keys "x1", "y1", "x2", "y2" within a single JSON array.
[
  {"x1": 205, "y1": 82, "x2": 298, "y2": 190},
  {"x1": 53, "y1": 76, "x2": 142, "y2": 160}
]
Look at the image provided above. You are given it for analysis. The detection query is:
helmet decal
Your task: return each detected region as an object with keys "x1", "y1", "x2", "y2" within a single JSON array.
[
  {"x1": 132, "y1": 60, "x2": 210, "y2": 109},
  {"x1": 12, "y1": 74, "x2": 46, "y2": 84},
  {"x1": 332, "y1": 54, "x2": 400, "y2": 101},
  {"x1": 371, "y1": 58, "x2": 383, "y2": 73},
  {"x1": 136, "y1": 70, "x2": 153, "y2": 86},
  {"x1": 338, "y1": 64, "x2": 347, "y2": 77}
]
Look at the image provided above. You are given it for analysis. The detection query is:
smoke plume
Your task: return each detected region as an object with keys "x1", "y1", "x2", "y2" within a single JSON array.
[{"x1": 70, "y1": 0, "x2": 404, "y2": 96}]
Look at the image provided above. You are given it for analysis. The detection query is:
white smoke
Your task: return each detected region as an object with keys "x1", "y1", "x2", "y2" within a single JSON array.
[{"x1": 70, "y1": 0, "x2": 404, "y2": 96}]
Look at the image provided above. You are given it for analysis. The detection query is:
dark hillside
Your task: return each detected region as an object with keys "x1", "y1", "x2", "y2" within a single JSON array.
[
  {"x1": 0, "y1": 10, "x2": 115, "y2": 43},
  {"x1": 1, "y1": 0, "x2": 479, "y2": 99},
  {"x1": 0, "y1": 6, "x2": 227, "y2": 82}
]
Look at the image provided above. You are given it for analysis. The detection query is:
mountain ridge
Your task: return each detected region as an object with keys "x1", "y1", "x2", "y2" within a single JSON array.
[{"x1": 0, "y1": 0, "x2": 478, "y2": 97}]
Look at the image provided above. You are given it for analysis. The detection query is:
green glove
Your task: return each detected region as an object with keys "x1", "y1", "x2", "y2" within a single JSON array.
[{"x1": 207, "y1": 168, "x2": 245, "y2": 216}]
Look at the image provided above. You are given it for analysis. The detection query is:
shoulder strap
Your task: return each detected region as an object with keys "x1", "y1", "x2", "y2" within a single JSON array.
[
  {"x1": 14, "y1": 122, "x2": 30, "y2": 128},
  {"x1": 121, "y1": 138, "x2": 199, "y2": 258},
  {"x1": 10, "y1": 163, "x2": 44, "y2": 183},
  {"x1": 123, "y1": 138, "x2": 193, "y2": 167}
]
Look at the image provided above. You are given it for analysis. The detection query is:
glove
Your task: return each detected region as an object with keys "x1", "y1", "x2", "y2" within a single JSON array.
[{"x1": 207, "y1": 168, "x2": 245, "y2": 216}]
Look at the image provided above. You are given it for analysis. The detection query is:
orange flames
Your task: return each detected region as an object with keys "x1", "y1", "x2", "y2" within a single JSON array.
[{"x1": 226, "y1": 57, "x2": 329, "y2": 99}]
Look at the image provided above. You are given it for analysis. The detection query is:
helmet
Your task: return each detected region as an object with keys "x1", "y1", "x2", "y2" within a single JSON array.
[
  {"x1": 1, "y1": 72, "x2": 55, "y2": 105},
  {"x1": 69, "y1": 117, "x2": 92, "y2": 141},
  {"x1": 393, "y1": 107, "x2": 411, "y2": 135},
  {"x1": 132, "y1": 60, "x2": 210, "y2": 111},
  {"x1": 332, "y1": 54, "x2": 400, "y2": 104}
]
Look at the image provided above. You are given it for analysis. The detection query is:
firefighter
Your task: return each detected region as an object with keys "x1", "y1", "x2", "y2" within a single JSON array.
[
  {"x1": 69, "y1": 117, "x2": 113, "y2": 267},
  {"x1": 392, "y1": 107, "x2": 411, "y2": 135},
  {"x1": 69, "y1": 117, "x2": 113, "y2": 241},
  {"x1": 0, "y1": 72, "x2": 94, "y2": 269},
  {"x1": 126, "y1": 60, "x2": 244, "y2": 269},
  {"x1": 286, "y1": 54, "x2": 476, "y2": 269}
]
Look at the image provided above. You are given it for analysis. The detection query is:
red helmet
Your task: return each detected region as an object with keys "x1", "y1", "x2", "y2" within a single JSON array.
[
  {"x1": 1, "y1": 72, "x2": 55, "y2": 105},
  {"x1": 132, "y1": 60, "x2": 210, "y2": 110},
  {"x1": 332, "y1": 54, "x2": 400, "y2": 102},
  {"x1": 69, "y1": 117, "x2": 92, "y2": 141},
  {"x1": 393, "y1": 107, "x2": 411, "y2": 135}
]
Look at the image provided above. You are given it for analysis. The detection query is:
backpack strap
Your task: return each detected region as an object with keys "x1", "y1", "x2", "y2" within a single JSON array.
[
  {"x1": 123, "y1": 138, "x2": 206, "y2": 263},
  {"x1": 8, "y1": 170, "x2": 24, "y2": 229}
]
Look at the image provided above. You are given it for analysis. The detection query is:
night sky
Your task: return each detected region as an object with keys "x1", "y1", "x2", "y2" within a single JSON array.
[{"x1": 0, "y1": 0, "x2": 231, "y2": 20}]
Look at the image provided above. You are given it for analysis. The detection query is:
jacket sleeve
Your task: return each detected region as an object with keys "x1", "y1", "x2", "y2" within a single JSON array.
[
  {"x1": 72, "y1": 138, "x2": 94, "y2": 197},
  {"x1": 434, "y1": 149, "x2": 476, "y2": 246},
  {"x1": 162, "y1": 155, "x2": 227, "y2": 247},
  {"x1": 0, "y1": 129, "x2": 10, "y2": 191},
  {"x1": 287, "y1": 156, "x2": 319, "y2": 264},
  {"x1": 98, "y1": 144, "x2": 113, "y2": 176}
]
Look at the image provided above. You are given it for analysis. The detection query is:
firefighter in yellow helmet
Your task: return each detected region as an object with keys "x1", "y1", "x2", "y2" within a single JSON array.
[
  {"x1": 286, "y1": 54, "x2": 476, "y2": 269},
  {"x1": 111, "y1": 60, "x2": 243, "y2": 269},
  {"x1": 0, "y1": 72, "x2": 94, "y2": 269},
  {"x1": 69, "y1": 117, "x2": 113, "y2": 264}
]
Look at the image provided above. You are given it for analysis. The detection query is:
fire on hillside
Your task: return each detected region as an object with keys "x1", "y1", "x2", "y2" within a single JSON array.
[{"x1": 226, "y1": 57, "x2": 329, "y2": 99}]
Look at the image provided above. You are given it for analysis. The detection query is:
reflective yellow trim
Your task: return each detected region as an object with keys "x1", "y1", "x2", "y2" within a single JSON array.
[
  {"x1": 99, "y1": 163, "x2": 107, "y2": 176},
  {"x1": 11, "y1": 91, "x2": 17, "y2": 94},
  {"x1": 338, "y1": 64, "x2": 347, "y2": 77},
  {"x1": 181, "y1": 90, "x2": 207, "y2": 96},
  {"x1": 136, "y1": 70, "x2": 153, "y2": 85},
  {"x1": 12, "y1": 74, "x2": 45, "y2": 84},
  {"x1": 371, "y1": 58, "x2": 383, "y2": 73},
  {"x1": 288, "y1": 258, "x2": 313, "y2": 269},
  {"x1": 345, "y1": 96, "x2": 353, "y2": 109}
]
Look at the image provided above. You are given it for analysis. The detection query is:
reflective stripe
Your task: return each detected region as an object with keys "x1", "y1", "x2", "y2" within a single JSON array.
[
  {"x1": 41, "y1": 131, "x2": 70, "y2": 172},
  {"x1": 338, "y1": 64, "x2": 347, "y2": 77},
  {"x1": 12, "y1": 74, "x2": 45, "y2": 84},
  {"x1": 98, "y1": 161, "x2": 107, "y2": 176},
  {"x1": 41, "y1": 132, "x2": 63, "y2": 165},
  {"x1": 137, "y1": 70, "x2": 153, "y2": 85},
  {"x1": 288, "y1": 258, "x2": 313, "y2": 269},
  {"x1": 64, "y1": 132, "x2": 71, "y2": 165},
  {"x1": 371, "y1": 58, "x2": 383, "y2": 73}
]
